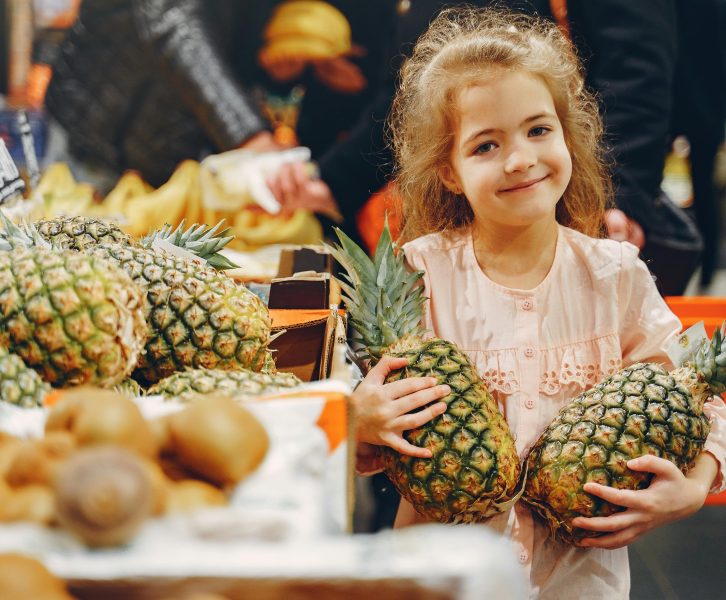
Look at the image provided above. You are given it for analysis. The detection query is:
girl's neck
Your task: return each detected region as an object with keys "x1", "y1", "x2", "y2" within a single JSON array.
[{"x1": 471, "y1": 218, "x2": 559, "y2": 290}]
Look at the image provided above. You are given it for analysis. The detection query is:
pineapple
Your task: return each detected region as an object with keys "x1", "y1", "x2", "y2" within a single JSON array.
[
  {"x1": 147, "y1": 367, "x2": 301, "y2": 401},
  {"x1": 0, "y1": 246, "x2": 147, "y2": 387},
  {"x1": 523, "y1": 327, "x2": 726, "y2": 545},
  {"x1": 0, "y1": 345, "x2": 50, "y2": 407},
  {"x1": 35, "y1": 216, "x2": 133, "y2": 251},
  {"x1": 1, "y1": 215, "x2": 270, "y2": 383},
  {"x1": 114, "y1": 378, "x2": 145, "y2": 399},
  {"x1": 327, "y1": 223, "x2": 521, "y2": 523},
  {"x1": 88, "y1": 242, "x2": 269, "y2": 383}
]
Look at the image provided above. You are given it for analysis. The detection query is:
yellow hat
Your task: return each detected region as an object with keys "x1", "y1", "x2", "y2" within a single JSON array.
[{"x1": 260, "y1": 1, "x2": 352, "y2": 63}]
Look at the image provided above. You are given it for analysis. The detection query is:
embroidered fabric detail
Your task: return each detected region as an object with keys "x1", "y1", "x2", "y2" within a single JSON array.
[
  {"x1": 481, "y1": 368, "x2": 519, "y2": 394},
  {"x1": 540, "y1": 356, "x2": 622, "y2": 395},
  {"x1": 466, "y1": 335, "x2": 622, "y2": 396}
]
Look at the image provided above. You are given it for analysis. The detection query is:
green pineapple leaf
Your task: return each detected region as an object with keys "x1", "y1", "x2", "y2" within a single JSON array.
[{"x1": 142, "y1": 220, "x2": 239, "y2": 270}]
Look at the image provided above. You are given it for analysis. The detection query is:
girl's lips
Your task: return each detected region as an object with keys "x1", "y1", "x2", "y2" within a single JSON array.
[{"x1": 501, "y1": 175, "x2": 548, "y2": 192}]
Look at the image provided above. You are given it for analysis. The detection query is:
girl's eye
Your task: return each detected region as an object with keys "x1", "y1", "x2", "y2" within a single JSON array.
[
  {"x1": 475, "y1": 141, "x2": 497, "y2": 154},
  {"x1": 529, "y1": 126, "x2": 550, "y2": 137}
]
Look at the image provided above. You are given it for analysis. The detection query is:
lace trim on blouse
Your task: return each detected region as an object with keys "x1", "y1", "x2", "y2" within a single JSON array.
[{"x1": 465, "y1": 334, "x2": 623, "y2": 396}]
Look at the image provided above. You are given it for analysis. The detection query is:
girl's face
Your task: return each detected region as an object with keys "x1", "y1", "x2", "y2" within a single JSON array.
[{"x1": 441, "y1": 70, "x2": 572, "y2": 231}]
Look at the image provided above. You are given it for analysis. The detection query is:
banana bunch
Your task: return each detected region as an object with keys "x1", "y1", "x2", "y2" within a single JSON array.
[
  {"x1": 119, "y1": 160, "x2": 201, "y2": 237},
  {"x1": 28, "y1": 159, "x2": 322, "y2": 250},
  {"x1": 260, "y1": 1, "x2": 352, "y2": 63},
  {"x1": 34, "y1": 163, "x2": 96, "y2": 218},
  {"x1": 227, "y1": 208, "x2": 322, "y2": 250}
]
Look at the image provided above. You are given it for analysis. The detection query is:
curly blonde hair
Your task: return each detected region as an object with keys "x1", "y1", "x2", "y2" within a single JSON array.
[{"x1": 390, "y1": 6, "x2": 611, "y2": 242}]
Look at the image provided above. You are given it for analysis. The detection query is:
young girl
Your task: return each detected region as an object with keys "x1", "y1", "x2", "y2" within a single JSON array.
[{"x1": 351, "y1": 7, "x2": 726, "y2": 598}]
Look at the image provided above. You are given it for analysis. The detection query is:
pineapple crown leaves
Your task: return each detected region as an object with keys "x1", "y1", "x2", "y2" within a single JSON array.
[
  {"x1": 0, "y1": 210, "x2": 52, "y2": 250},
  {"x1": 325, "y1": 217, "x2": 427, "y2": 363},
  {"x1": 141, "y1": 220, "x2": 239, "y2": 270},
  {"x1": 694, "y1": 322, "x2": 726, "y2": 394}
]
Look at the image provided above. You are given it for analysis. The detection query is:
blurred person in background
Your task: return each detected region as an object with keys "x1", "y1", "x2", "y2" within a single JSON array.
[
  {"x1": 669, "y1": 0, "x2": 726, "y2": 288},
  {"x1": 44, "y1": 0, "x2": 396, "y2": 231}
]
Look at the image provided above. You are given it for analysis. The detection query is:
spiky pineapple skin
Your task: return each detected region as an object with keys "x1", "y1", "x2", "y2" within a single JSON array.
[
  {"x1": 381, "y1": 338, "x2": 521, "y2": 523},
  {"x1": 0, "y1": 248, "x2": 147, "y2": 387},
  {"x1": 35, "y1": 216, "x2": 133, "y2": 251},
  {"x1": 0, "y1": 345, "x2": 50, "y2": 407},
  {"x1": 523, "y1": 362, "x2": 711, "y2": 545},
  {"x1": 88, "y1": 243, "x2": 270, "y2": 383},
  {"x1": 148, "y1": 367, "x2": 300, "y2": 401}
]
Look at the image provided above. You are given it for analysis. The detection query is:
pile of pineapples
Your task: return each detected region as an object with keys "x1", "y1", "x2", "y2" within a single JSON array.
[{"x1": 0, "y1": 214, "x2": 300, "y2": 407}]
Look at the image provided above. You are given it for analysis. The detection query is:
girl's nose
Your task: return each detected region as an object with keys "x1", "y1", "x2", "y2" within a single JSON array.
[{"x1": 504, "y1": 147, "x2": 536, "y2": 173}]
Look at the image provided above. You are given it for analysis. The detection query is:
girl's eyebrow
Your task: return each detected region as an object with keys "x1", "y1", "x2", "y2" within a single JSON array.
[{"x1": 462, "y1": 112, "x2": 557, "y2": 145}]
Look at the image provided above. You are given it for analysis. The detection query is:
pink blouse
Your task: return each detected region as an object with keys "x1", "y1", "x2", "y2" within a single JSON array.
[{"x1": 392, "y1": 225, "x2": 726, "y2": 599}]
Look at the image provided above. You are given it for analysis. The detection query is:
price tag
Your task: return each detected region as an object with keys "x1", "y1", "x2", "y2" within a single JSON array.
[
  {"x1": 665, "y1": 321, "x2": 709, "y2": 367},
  {"x1": 0, "y1": 138, "x2": 25, "y2": 205}
]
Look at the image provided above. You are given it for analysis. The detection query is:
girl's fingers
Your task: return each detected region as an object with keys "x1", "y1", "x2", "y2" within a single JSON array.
[
  {"x1": 582, "y1": 482, "x2": 644, "y2": 510},
  {"x1": 626, "y1": 455, "x2": 680, "y2": 479},
  {"x1": 385, "y1": 377, "x2": 443, "y2": 402},
  {"x1": 278, "y1": 163, "x2": 299, "y2": 201},
  {"x1": 572, "y1": 511, "x2": 638, "y2": 533},
  {"x1": 367, "y1": 356, "x2": 410, "y2": 383},
  {"x1": 577, "y1": 525, "x2": 643, "y2": 550},
  {"x1": 394, "y1": 401, "x2": 448, "y2": 431},
  {"x1": 395, "y1": 384, "x2": 451, "y2": 414},
  {"x1": 381, "y1": 432, "x2": 432, "y2": 459}
]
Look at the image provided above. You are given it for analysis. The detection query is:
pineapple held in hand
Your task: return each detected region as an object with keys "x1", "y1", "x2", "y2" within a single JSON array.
[
  {"x1": 523, "y1": 326, "x2": 726, "y2": 545},
  {"x1": 327, "y1": 223, "x2": 520, "y2": 523}
]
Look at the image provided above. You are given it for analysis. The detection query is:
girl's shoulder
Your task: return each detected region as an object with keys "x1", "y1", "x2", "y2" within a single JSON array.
[{"x1": 560, "y1": 226, "x2": 641, "y2": 275}]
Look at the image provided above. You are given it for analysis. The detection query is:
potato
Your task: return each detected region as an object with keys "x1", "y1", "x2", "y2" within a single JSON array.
[
  {"x1": 138, "y1": 457, "x2": 170, "y2": 516},
  {"x1": 167, "y1": 396, "x2": 269, "y2": 486},
  {"x1": 45, "y1": 387, "x2": 156, "y2": 458},
  {"x1": 0, "y1": 554, "x2": 73, "y2": 599},
  {"x1": 165, "y1": 479, "x2": 228, "y2": 513},
  {"x1": 0, "y1": 484, "x2": 56, "y2": 525},
  {"x1": 5, "y1": 442, "x2": 58, "y2": 488},
  {"x1": 0, "y1": 436, "x2": 23, "y2": 479},
  {"x1": 54, "y1": 445, "x2": 153, "y2": 547}
]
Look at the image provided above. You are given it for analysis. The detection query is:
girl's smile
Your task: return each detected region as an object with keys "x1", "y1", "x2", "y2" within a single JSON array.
[{"x1": 500, "y1": 175, "x2": 549, "y2": 193}]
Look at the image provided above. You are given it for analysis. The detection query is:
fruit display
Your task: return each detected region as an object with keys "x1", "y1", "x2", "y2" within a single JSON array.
[
  {"x1": 327, "y1": 223, "x2": 521, "y2": 522},
  {"x1": 0, "y1": 388, "x2": 270, "y2": 546},
  {"x1": 523, "y1": 327, "x2": 726, "y2": 544},
  {"x1": 0, "y1": 214, "x2": 272, "y2": 384},
  {"x1": 147, "y1": 367, "x2": 301, "y2": 401}
]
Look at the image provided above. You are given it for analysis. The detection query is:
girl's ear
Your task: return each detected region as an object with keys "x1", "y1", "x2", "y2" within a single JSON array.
[{"x1": 438, "y1": 165, "x2": 462, "y2": 195}]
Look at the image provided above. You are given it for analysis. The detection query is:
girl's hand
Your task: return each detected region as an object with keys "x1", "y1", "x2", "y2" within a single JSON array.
[
  {"x1": 572, "y1": 453, "x2": 717, "y2": 549},
  {"x1": 352, "y1": 356, "x2": 450, "y2": 458}
]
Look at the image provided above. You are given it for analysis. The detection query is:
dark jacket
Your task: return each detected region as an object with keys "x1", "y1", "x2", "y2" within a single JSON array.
[{"x1": 46, "y1": 0, "x2": 395, "y2": 187}]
